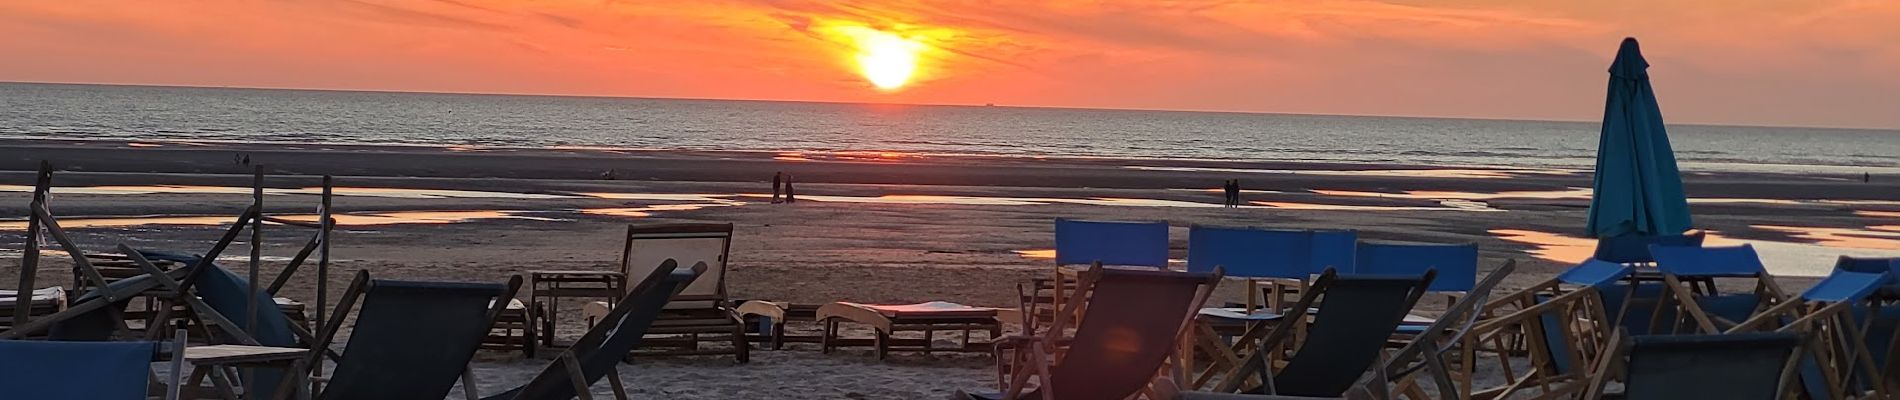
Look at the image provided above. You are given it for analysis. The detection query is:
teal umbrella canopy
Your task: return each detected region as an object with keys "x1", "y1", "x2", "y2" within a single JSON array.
[{"x1": 1587, "y1": 38, "x2": 1693, "y2": 238}]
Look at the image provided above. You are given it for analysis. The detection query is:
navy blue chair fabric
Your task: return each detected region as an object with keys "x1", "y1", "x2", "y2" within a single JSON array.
[
  {"x1": 1623, "y1": 332, "x2": 1799, "y2": 400},
  {"x1": 1054, "y1": 219, "x2": 1169, "y2": 267},
  {"x1": 1650, "y1": 244, "x2": 1765, "y2": 278},
  {"x1": 0, "y1": 340, "x2": 158, "y2": 400},
  {"x1": 1186, "y1": 225, "x2": 1310, "y2": 279},
  {"x1": 320, "y1": 280, "x2": 510, "y2": 400},
  {"x1": 484, "y1": 261, "x2": 701, "y2": 400},
  {"x1": 1593, "y1": 232, "x2": 1705, "y2": 264},
  {"x1": 1355, "y1": 241, "x2": 1478, "y2": 292}
]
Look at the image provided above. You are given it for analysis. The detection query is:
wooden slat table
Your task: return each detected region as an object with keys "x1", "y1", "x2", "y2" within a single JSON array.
[
  {"x1": 527, "y1": 270, "x2": 624, "y2": 348},
  {"x1": 166, "y1": 344, "x2": 309, "y2": 400}
]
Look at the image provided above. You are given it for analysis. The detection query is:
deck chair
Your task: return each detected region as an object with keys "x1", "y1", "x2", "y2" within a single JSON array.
[
  {"x1": 1648, "y1": 244, "x2": 1787, "y2": 334},
  {"x1": 1186, "y1": 226, "x2": 1316, "y2": 388},
  {"x1": 1354, "y1": 242, "x2": 1478, "y2": 334},
  {"x1": 1206, "y1": 269, "x2": 1436, "y2": 397},
  {"x1": 0, "y1": 339, "x2": 182, "y2": 400},
  {"x1": 482, "y1": 260, "x2": 704, "y2": 400},
  {"x1": 1179, "y1": 262, "x2": 1513, "y2": 400},
  {"x1": 1729, "y1": 265, "x2": 1892, "y2": 400},
  {"x1": 0, "y1": 287, "x2": 66, "y2": 332},
  {"x1": 1189, "y1": 225, "x2": 1319, "y2": 314},
  {"x1": 618, "y1": 223, "x2": 747, "y2": 362},
  {"x1": 1582, "y1": 331, "x2": 1801, "y2": 400},
  {"x1": 963, "y1": 263, "x2": 1222, "y2": 400},
  {"x1": 1591, "y1": 232, "x2": 1705, "y2": 266},
  {"x1": 308, "y1": 271, "x2": 521, "y2": 400},
  {"x1": 1025, "y1": 219, "x2": 1171, "y2": 331},
  {"x1": 1459, "y1": 259, "x2": 1630, "y2": 400}
]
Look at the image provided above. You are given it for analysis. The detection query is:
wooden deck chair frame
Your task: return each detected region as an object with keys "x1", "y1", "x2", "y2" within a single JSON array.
[
  {"x1": 1458, "y1": 282, "x2": 1616, "y2": 399},
  {"x1": 1725, "y1": 274, "x2": 1890, "y2": 400},
  {"x1": 1207, "y1": 268, "x2": 1437, "y2": 395},
  {"x1": 1376, "y1": 260, "x2": 1515, "y2": 400},
  {"x1": 1580, "y1": 329, "x2": 1804, "y2": 400},
  {"x1": 994, "y1": 262, "x2": 1222, "y2": 400},
  {"x1": 1651, "y1": 247, "x2": 1788, "y2": 335},
  {"x1": 617, "y1": 223, "x2": 748, "y2": 362}
]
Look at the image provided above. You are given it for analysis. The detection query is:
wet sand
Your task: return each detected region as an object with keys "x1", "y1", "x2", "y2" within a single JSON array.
[{"x1": 2, "y1": 139, "x2": 1898, "y2": 398}]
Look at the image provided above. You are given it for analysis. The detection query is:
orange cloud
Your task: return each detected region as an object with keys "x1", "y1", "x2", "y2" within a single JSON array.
[{"x1": 0, "y1": 0, "x2": 1896, "y2": 128}]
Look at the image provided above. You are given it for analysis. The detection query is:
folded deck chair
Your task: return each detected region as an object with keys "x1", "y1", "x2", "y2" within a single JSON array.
[
  {"x1": 138, "y1": 250, "x2": 302, "y2": 399},
  {"x1": 0, "y1": 340, "x2": 178, "y2": 400},
  {"x1": 0, "y1": 287, "x2": 66, "y2": 331},
  {"x1": 1583, "y1": 331, "x2": 1801, "y2": 400},
  {"x1": 1730, "y1": 266, "x2": 1892, "y2": 400},
  {"x1": 1648, "y1": 244, "x2": 1787, "y2": 334},
  {"x1": 619, "y1": 223, "x2": 748, "y2": 362},
  {"x1": 1054, "y1": 218, "x2": 1170, "y2": 269},
  {"x1": 962, "y1": 263, "x2": 1222, "y2": 400},
  {"x1": 309, "y1": 271, "x2": 520, "y2": 400},
  {"x1": 1188, "y1": 225, "x2": 1317, "y2": 314},
  {"x1": 1207, "y1": 269, "x2": 1435, "y2": 397},
  {"x1": 1353, "y1": 241, "x2": 1477, "y2": 334},
  {"x1": 1180, "y1": 262, "x2": 1513, "y2": 400},
  {"x1": 482, "y1": 260, "x2": 704, "y2": 400},
  {"x1": 1591, "y1": 232, "x2": 1705, "y2": 266},
  {"x1": 1024, "y1": 219, "x2": 1173, "y2": 331},
  {"x1": 1460, "y1": 259, "x2": 1630, "y2": 399}
]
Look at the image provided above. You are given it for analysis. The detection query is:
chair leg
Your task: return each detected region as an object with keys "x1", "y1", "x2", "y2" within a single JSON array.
[
  {"x1": 460, "y1": 366, "x2": 481, "y2": 400},
  {"x1": 605, "y1": 365, "x2": 629, "y2": 400},
  {"x1": 732, "y1": 320, "x2": 751, "y2": 363},
  {"x1": 561, "y1": 353, "x2": 596, "y2": 400}
]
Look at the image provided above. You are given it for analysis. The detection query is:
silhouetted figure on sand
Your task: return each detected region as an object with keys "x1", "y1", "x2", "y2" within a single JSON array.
[
  {"x1": 784, "y1": 174, "x2": 797, "y2": 203},
  {"x1": 1867, "y1": 172, "x2": 1873, "y2": 183},
  {"x1": 1230, "y1": 180, "x2": 1243, "y2": 207},
  {"x1": 773, "y1": 172, "x2": 784, "y2": 203}
]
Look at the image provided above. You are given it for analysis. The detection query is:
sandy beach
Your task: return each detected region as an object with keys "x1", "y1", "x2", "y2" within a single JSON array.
[{"x1": 4, "y1": 139, "x2": 1899, "y2": 398}]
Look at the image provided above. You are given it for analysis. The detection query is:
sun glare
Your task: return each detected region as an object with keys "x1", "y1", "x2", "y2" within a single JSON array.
[{"x1": 828, "y1": 26, "x2": 928, "y2": 91}]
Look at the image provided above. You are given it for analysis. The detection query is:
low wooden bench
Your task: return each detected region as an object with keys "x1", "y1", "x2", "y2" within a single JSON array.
[
  {"x1": 817, "y1": 301, "x2": 1004, "y2": 360},
  {"x1": 734, "y1": 300, "x2": 822, "y2": 350}
]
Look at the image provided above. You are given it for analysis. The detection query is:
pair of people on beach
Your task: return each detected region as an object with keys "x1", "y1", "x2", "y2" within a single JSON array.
[
  {"x1": 772, "y1": 171, "x2": 796, "y2": 203},
  {"x1": 1222, "y1": 179, "x2": 1242, "y2": 207}
]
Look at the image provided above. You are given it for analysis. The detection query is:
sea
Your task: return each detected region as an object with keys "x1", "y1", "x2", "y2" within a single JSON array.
[{"x1": 3, "y1": 82, "x2": 1897, "y2": 173}]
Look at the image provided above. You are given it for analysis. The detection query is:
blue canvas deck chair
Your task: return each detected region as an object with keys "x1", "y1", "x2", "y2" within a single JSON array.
[
  {"x1": 1188, "y1": 225, "x2": 1328, "y2": 315},
  {"x1": 1028, "y1": 219, "x2": 1170, "y2": 330},
  {"x1": 1591, "y1": 232, "x2": 1705, "y2": 267},
  {"x1": 479, "y1": 260, "x2": 702, "y2": 400},
  {"x1": 1648, "y1": 244, "x2": 1788, "y2": 334},
  {"x1": 1184, "y1": 226, "x2": 1322, "y2": 388},
  {"x1": 1176, "y1": 263, "x2": 1513, "y2": 400},
  {"x1": 1459, "y1": 259, "x2": 1632, "y2": 399},
  {"x1": 1202, "y1": 268, "x2": 1434, "y2": 396},
  {"x1": 1727, "y1": 260, "x2": 1893, "y2": 400},
  {"x1": 0, "y1": 339, "x2": 187, "y2": 400},
  {"x1": 1582, "y1": 331, "x2": 1802, "y2": 400},
  {"x1": 1354, "y1": 241, "x2": 1479, "y2": 335},
  {"x1": 305, "y1": 271, "x2": 522, "y2": 400}
]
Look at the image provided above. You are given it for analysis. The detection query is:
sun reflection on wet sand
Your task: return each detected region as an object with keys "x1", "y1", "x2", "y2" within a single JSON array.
[
  {"x1": 1251, "y1": 201, "x2": 1484, "y2": 212},
  {"x1": 0, "y1": 185, "x2": 576, "y2": 199},
  {"x1": 1752, "y1": 225, "x2": 1900, "y2": 250},
  {"x1": 1013, "y1": 249, "x2": 1055, "y2": 259},
  {"x1": 1489, "y1": 229, "x2": 1597, "y2": 264},
  {"x1": 1489, "y1": 228, "x2": 1898, "y2": 277},
  {"x1": 0, "y1": 210, "x2": 564, "y2": 230},
  {"x1": 1125, "y1": 166, "x2": 1577, "y2": 179},
  {"x1": 579, "y1": 203, "x2": 738, "y2": 217},
  {"x1": 1860, "y1": 210, "x2": 1900, "y2": 219}
]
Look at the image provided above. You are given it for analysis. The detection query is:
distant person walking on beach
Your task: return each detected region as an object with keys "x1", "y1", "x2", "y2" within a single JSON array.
[
  {"x1": 784, "y1": 174, "x2": 797, "y2": 203},
  {"x1": 1221, "y1": 180, "x2": 1238, "y2": 208},
  {"x1": 772, "y1": 172, "x2": 784, "y2": 203},
  {"x1": 1230, "y1": 180, "x2": 1243, "y2": 207}
]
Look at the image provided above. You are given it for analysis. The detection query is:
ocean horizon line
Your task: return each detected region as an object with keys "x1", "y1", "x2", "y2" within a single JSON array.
[{"x1": 6, "y1": 80, "x2": 1896, "y2": 133}]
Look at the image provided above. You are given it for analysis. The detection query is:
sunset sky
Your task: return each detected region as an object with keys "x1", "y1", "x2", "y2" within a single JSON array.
[{"x1": 2, "y1": 1, "x2": 1897, "y2": 129}]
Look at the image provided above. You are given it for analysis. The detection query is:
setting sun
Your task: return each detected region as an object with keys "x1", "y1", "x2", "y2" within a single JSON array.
[{"x1": 827, "y1": 26, "x2": 927, "y2": 91}]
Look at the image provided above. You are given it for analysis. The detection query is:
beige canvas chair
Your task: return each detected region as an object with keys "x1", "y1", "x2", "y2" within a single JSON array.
[{"x1": 618, "y1": 223, "x2": 747, "y2": 362}]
